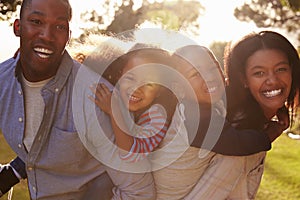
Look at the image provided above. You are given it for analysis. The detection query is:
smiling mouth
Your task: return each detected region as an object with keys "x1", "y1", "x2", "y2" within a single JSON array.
[
  {"x1": 263, "y1": 89, "x2": 282, "y2": 98},
  {"x1": 128, "y1": 94, "x2": 142, "y2": 103},
  {"x1": 206, "y1": 86, "x2": 218, "y2": 93},
  {"x1": 205, "y1": 82, "x2": 221, "y2": 94},
  {"x1": 34, "y1": 47, "x2": 53, "y2": 59}
]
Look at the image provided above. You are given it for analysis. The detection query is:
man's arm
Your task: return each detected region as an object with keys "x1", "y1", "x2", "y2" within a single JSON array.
[{"x1": 0, "y1": 157, "x2": 26, "y2": 197}]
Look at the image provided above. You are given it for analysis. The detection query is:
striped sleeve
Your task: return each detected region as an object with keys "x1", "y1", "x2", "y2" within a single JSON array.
[{"x1": 120, "y1": 104, "x2": 169, "y2": 162}]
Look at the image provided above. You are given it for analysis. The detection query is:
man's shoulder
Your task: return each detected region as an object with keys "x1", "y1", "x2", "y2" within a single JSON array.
[{"x1": 0, "y1": 57, "x2": 17, "y2": 75}]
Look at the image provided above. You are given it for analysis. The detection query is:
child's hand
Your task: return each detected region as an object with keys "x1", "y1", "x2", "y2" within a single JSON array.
[
  {"x1": 89, "y1": 83, "x2": 113, "y2": 115},
  {"x1": 264, "y1": 106, "x2": 289, "y2": 142}
]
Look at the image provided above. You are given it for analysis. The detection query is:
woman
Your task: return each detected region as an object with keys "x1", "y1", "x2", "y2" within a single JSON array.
[
  {"x1": 224, "y1": 30, "x2": 300, "y2": 199},
  {"x1": 185, "y1": 30, "x2": 300, "y2": 199}
]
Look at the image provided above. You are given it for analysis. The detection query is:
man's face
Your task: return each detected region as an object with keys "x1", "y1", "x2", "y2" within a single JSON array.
[{"x1": 14, "y1": 0, "x2": 71, "y2": 82}]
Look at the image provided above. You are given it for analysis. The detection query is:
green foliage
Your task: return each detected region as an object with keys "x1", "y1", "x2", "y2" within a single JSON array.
[
  {"x1": 77, "y1": 0, "x2": 204, "y2": 39},
  {"x1": 147, "y1": 9, "x2": 180, "y2": 30},
  {"x1": 281, "y1": 0, "x2": 300, "y2": 11},
  {"x1": 145, "y1": 0, "x2": 204, "y2": 32},
  {"x1": 234, "y1": 0, "x2": 300, "y2": 42},
  {"x1": 0, "y1": 0, "x2": 204, "y2": 34},
  {"x1": 209, "y1": 41, "x2": 228, "y2": 69}
]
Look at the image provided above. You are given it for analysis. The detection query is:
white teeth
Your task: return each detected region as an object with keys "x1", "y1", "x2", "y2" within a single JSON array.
[
  {"x1": 34, "y1": 48, "x2": 53, "y2": 54},
  {"x1": 207, "y1": 86, "x2": 217, "y2": 93},
  {"x1": 37, "y1": 53, "x2": 50, "y2": 58},
  {"x1": 34, "y1": 47, "x2": 53, "y2": 58},
  {"x1": 129, "y1": 95, "x2": 141, "y2": 102},
  {"x1": 263, "y1": 89, "x2": 282, "y2": 98}
]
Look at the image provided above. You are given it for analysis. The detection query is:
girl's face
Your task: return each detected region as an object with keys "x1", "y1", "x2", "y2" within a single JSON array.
[
  {"x1": 179, "y1": 49, "x2": 225, "y2": 105},
  {"x1": 119, "y1": 56, "x2": 161, "y2": 114},
  {"x1": 244, "y1": 49, "x2": 292, "y2": 119}
]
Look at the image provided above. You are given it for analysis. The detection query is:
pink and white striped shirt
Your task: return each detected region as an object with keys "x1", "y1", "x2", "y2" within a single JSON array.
[{"x1": 121, "y1": 104, "x2": 169, "y2": 162}]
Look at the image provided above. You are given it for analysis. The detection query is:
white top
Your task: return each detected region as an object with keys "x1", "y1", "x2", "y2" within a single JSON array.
[{"x1": 22, "y1": 75, "x2": 52, "y2": 151}]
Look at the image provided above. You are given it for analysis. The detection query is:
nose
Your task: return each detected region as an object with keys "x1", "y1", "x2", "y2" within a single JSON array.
[
  {"x1": 265, "y1": 72, "x2": 279, "y2": 85},
  {"x1": 39, "y1": 25, "x2": 55, "y2": 42}
]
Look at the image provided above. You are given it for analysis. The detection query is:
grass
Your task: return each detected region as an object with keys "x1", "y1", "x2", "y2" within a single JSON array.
[
  {"x1": 0, "y1": 133, "x2": 299, "y2": 200},
  {"x1": 256, "y1": 134, "x2": 300, "y2": 200}
]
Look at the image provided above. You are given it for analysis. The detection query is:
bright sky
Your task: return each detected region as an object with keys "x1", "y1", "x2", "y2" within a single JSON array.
[{"x1": 0, "y1": 0, "x2": 294, "y2": 62}]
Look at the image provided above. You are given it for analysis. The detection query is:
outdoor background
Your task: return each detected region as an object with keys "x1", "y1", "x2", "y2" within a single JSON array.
[
  {"x1": 1, "y1": 131, "x2": 300, "y2": 200},
  {"x1": 0, "y1": 0, "x2": 299, "y2": 199}
]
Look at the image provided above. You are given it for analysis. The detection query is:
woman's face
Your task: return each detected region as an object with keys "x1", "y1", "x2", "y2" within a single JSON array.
[
  {"x1": 179, "y1": 49, "x2": 225, "y2": 105},
  {"x1": 244, "y1": 49, "x2": 292, "y2": 119}
]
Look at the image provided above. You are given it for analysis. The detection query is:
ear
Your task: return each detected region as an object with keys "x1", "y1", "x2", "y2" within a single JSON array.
[
  {"x1": 67, "y1": 30, "x2": 72, "y2": 45},
  {"x1": 13, "y1": 19, "x2": 21, "y2": 37}
]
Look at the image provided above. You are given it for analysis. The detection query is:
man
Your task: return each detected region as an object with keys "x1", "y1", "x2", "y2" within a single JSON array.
[{"x1": 0, "y1": 0, "x2": 155, "y2": 199}]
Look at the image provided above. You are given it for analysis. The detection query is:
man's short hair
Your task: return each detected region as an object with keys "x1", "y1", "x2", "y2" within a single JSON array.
[{"x1": 20, "y1": 0, "x2": 72, "y2": 21}]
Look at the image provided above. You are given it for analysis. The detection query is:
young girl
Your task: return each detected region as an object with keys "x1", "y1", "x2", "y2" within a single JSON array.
[
  {"x1": 152, "y1": 44, "x2": 289, "y2": 199},
  {"x1": 89, "y1": 47, "x2": 177, "y2": 163}
]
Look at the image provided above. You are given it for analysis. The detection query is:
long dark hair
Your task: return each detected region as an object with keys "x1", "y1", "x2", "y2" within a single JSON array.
[{"x1": 224, "y1": 31, "x2": 300, "y2": 130}]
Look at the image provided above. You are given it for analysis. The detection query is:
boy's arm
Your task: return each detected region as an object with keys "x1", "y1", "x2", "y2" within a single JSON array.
[
  {"x1": 0, "y1": 157, "x2": 26, "y2": 197},
  {"x1": 189, "y1": 112, "x2": 272, "y2": 156},
  {"x1": 205, "y1": 120, "x2": 271, "y2": 155},
  {"x1": 190, "y1": 106, "x2": 288, "y2": 155}
]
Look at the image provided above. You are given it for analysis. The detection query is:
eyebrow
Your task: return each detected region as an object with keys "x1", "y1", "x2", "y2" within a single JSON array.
[
  {"x1": 276, "y1": 61, "x2": 290, "y2": 66},
  {"x1": 250, "y1": 61, "x2": 290, "y2": 70}
]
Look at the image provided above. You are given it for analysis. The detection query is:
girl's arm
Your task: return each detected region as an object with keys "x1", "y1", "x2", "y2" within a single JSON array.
[
  {"x1": 89, "y1": 84, "x2": 168, "y2": 162},
  {"x1": 123, "y1": 104, "x2": 168, "y2": 162},
  {"x1": 89, "y1": 83, "x2": 134, "y2": 151}
]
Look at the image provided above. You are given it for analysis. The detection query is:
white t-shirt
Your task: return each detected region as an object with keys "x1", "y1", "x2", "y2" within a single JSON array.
[{"x1": 22, "y1": 75, "x2": 52, "y2": 151}]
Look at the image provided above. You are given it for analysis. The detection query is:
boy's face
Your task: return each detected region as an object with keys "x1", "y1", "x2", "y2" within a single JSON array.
[
  {"x1": 118, "y1": 56, "x2": 162, "y2": 113},
  {"x1": 179, "y1": 49, "x2": 225, "y2": 105},
  {"x1": 14, "y1": 0, "x2": 71, "y2": 82}
]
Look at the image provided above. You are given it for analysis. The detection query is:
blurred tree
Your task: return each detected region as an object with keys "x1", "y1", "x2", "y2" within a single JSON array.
[
  {"x1": 209, "y1": 41, "x2": 228, "y2": 69},
  {"x1": 0, "y1": 0, "x2": 21, "y2": 22},
  {"x1": 234, "y1": 0, "x2": 300, "y2": 42},
  {"x1": 0, "y1": 0, "x2": 204, "y2": 43},
  {"x1": 77, "y1": 0, "x2": 204, "y2": 41}
]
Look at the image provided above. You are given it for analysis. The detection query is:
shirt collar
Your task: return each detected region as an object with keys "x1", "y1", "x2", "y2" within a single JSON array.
[
  {"x1": 14, "y1": 51, "x2": 76, "y2": 93},
  {"x1": 45, "y1": 51, "x2": 75, "y2": 93}
]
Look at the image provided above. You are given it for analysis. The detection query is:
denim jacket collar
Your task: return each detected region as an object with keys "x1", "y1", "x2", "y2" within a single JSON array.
[{"x1": 14, "y1": 51, "x2": 74, "y2": 94}]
